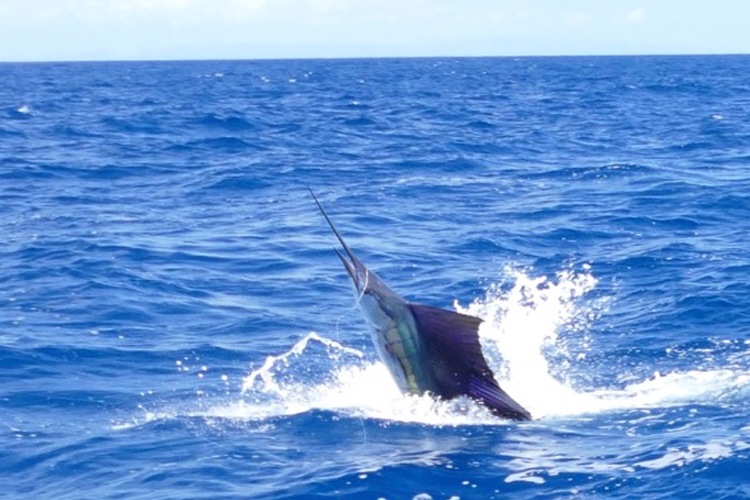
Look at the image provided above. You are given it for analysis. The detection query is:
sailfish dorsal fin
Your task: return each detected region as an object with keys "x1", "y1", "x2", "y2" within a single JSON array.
[{"x1": 409, "y1": 303, "x2": 531, "y2": 420}]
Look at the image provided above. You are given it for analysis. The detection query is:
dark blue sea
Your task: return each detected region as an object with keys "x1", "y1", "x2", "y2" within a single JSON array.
[{"x1": 2, "y1": 55, "x2": 750, "y2": 500}]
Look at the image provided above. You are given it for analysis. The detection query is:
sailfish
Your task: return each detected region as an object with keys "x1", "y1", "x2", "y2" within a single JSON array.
[{"x1": 310, "y1": 190, "x2": 531, "y2": 420}]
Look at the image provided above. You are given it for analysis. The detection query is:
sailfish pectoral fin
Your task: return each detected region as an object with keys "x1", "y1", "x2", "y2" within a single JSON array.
[{"x1": 409, "y1": 303, "x2": 531, "y2": 420}]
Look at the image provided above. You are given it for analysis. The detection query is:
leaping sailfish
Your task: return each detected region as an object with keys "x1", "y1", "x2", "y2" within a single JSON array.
[{"x1": 310, "y1": 190, "x2": 531, "y2": 420}]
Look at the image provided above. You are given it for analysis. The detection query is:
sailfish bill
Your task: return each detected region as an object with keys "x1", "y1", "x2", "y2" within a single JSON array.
[{"x1": 310, "y1": 189, "x2": 531, "y2": 420}]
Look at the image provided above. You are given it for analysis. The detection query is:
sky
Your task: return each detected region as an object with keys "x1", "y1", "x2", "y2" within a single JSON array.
[{"x1": 0, "y1": 0, "x2": 748, "y2": 62}]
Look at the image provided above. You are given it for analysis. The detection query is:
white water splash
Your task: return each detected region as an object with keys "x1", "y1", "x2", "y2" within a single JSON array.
[
  {"x1": 635, "y1": 438, "x2": 750, "y2": 469},
  {"x1": 241, "y1": 332, "x2": 364, "y2": 395},
  {"x1": 457, "y1": 266, "x2": 750, "y2": 418},
  {"x1": 590, "y1": 368, "x2": 750, "y2": 413},
  {"x1": 127, "y1": 266, "x2": 750, "y2": 428},
  {"x1": 237, "y1": 332, "x2": 500, "y2": 425},
  {"x1": 456, "y1": 267, "x2": 600, "y2": 418}
]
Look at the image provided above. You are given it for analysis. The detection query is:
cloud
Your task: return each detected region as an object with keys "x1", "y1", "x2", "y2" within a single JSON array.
[
  {"x1": 112, "y1": 0, "x2": 194, "y2": 13},
  {"x1": 20, "y1": 0, "x2": 272, "y2": 23},
  {"x1": 304, "y1": 0, "x2": 348, "y2": 12},
  {"x1": 622, "y1": 7, "x2": 645, "y2": 24},
  {"x1": 564, "y1": 11, "x2": 593, "y2": 28}
]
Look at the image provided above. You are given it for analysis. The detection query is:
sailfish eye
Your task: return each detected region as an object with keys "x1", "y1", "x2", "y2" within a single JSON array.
[
  {"x1": 354, "y1": 267, "x2": 369, "y2": 305},
  {"x1": 358, "y1": 267, "x2": 370, "y2": 291}
]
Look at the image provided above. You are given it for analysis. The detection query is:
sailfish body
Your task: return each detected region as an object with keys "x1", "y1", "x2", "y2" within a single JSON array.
[{"x1": 311, "y1": 191, "x2": 531, "y2": 420}]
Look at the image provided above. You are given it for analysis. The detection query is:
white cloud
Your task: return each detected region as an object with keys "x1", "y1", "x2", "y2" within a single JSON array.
[
  {"x1": 304, "y1": 0, "x2": 348, "y2": 12},
  {"x1": 622, "y1": 7, "x2": 645, "y2": 24},
  {"x1": 27, "y1": 0, "x2": 272, "y2": 23},
  {"x1": 564, "y1": 11, "x2": 593, "y2": 28},
  {"x1": 113, "y1": 0, "x2": 193, "y2": 12}
]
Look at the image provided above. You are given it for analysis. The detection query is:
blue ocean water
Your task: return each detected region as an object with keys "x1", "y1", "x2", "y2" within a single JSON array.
[{"x1": 2, "y1": 55, "x2": 750, "y2": 499}]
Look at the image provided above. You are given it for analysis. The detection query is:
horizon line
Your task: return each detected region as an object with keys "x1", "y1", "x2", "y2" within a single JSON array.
[{"x1": 1, "y1": 52, "x2": 749, "y2": 65}]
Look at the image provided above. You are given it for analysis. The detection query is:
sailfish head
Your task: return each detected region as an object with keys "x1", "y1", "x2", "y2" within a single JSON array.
[
  {"x1": 309, "y1": 190, "x2": 368, "y2": 294},
  {"x1": 309, "y1": 189, "x2": 405, "y2": 319}
]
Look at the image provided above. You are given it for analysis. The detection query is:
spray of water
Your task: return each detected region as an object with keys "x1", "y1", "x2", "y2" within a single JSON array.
[
  {"x1": 456, "y1": 266, "x2": 750, "y2": 418},
  {"x1": 455, "y1": 267, "x2": 599, "y2": 417},
  {"x1": 236, "y1": 333, "x2": 499, "y2": 425},
  {"x1": 125, "y1": 266, "x2": 750, "y2": 428}
]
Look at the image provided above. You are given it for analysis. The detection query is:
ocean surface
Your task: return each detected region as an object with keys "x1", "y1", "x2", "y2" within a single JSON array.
[{"x1": 2, "y1": 55, "x2": 750, "y2": 500}]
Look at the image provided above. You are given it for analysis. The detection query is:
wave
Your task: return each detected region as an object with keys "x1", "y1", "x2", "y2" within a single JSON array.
[
  {"x1": 180, "y1": 137, "x2": 264, "y2": 152},
  {"x1": 197, "y1": 113, "x2": 255, "y2": 131},
  {"x1": 6, "y1": 105, "x2": 32, "y2": 120}
]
